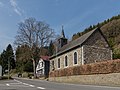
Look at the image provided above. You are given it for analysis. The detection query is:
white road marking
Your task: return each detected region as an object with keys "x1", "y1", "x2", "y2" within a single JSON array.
[
  {"x1": 14, "y1": 79, "x2": 45, "y2": 89},
  {"x1": 22, "y1": 83, "x2": 30, "y2": 86},
  {"x1": 14, "y1": 79, "x2": 22, "y2": 84},
  {"x1": 6, "y1": 84, "x2": 10, "y2": 86},
  {"x1": 22, "y1": 83, "x2": 35, "y2": 87},
  {"x1": 37, "y1": 87, "x2": 46, "y2": 89},
  {"x1": 29, "y1": 84, "x2": 35, "y2": 87}
]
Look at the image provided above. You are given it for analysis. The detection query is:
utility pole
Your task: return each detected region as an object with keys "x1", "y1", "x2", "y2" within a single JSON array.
[
  {"x1": 8, "y1": 57, "x2": 10, "y2": 80},
  {"x1": 8, "y1": 58, "x2": 10, "y2": 80},
  {"x1": 32, "y1": 58, "x2": 36, "y2": 78}
]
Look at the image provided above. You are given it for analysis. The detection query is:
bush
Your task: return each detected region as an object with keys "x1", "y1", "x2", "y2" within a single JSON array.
[
  {"x1": 0, "y1": 76, "x2": 12, "y2": 80},
  {"x1": 49, "y1": 59, "x2": 120, "y2": 77},
  {"x1": 22, "y1": 72, "x2": 29, "y2": 78},
  {"x1": 24, "y1": 61, "x2": 33, "y2": 72}
]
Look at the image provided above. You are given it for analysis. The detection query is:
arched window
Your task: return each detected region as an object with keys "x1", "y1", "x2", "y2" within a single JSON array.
[
  {"x1": 65, "y1": 56, "x2": 68, "y2": 67},
  {"x1": 74, "y1": 52, "x2": 78, "y2": 64},
  {"x1": 58, "y1": 58, "x2": 60, "y2": 68}
]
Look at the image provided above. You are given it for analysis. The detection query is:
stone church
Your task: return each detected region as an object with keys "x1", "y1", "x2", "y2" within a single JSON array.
[{"x1": 50, "y1": 27, "x2": 112, "y2": 72}]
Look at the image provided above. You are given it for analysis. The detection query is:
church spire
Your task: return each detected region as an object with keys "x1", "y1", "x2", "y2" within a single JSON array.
[
  {"x1": 61, "y1": 25, "x2": 65, "y2": 38},
  {"x1": 57, "y1": 25, "x2": 68, "y2": 49}
]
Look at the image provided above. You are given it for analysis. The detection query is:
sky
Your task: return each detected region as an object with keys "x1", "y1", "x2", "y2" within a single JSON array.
[{"x1": 0, "y1": 0, "x2": 120, "y2": 52}]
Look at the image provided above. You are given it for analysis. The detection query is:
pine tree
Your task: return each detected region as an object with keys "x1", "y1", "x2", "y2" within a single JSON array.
[
  {"x1": 49, "y1": 41, "x2": 55, "y2": 56},
  {"x1": 6, "y1": 44, "x2": 15, "y2": 69},
  {"x1": 0, "y1": 50, "x2": 7, "y2": 74}
]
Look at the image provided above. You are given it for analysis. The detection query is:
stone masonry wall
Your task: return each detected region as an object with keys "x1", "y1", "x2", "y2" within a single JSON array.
[
  {"x1": 83, "y1": 29, "x2": 112, "y2": 64},
  {"x1": 83, "y1": 45, "x2": 112, "y2": 64},
  {"x1": 49, "y1": 60, "x2": 120, "y2": 86},
  {"x1": 49, "y1": 73, "x2": 120, "y2": 86},
  {"x1": 84, "y1": 29, "x2": 109, "y2": 48}
]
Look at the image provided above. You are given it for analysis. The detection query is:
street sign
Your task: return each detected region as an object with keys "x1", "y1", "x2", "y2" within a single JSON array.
[{"x1": 0, "y1": 65, "x2": 2, "y2": 76}]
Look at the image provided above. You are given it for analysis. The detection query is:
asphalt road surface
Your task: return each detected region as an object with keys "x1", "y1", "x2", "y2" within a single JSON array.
[{"x1": 0, "y1": 78, "x2": 120, "y2": 90}]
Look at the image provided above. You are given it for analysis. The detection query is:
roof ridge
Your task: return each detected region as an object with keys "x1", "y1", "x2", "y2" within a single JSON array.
[
  {"x1": 50, "y1": 28, "x2": 99, "y2": 59},
  {"x1": 72, "y1": 28, "x2": 97, "y2": 43}
]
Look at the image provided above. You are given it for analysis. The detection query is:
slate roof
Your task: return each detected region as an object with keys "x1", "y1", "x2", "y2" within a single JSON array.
[{"x1": 50, "y1": 28, "x2": 100, "y2": 59}]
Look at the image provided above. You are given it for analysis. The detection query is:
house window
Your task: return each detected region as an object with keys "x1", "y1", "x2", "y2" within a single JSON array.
[
  {"x1": 74, "y1": 52, "x2": 78, "y2": 64},
  {"x1": 42, "y1": 62, "x2": 43, "y2": 67},
  {"x1": 65, "y1": 56, "x2": 68, "y2": 67},
  {"x1": 58, "y1": 58, "x2": 60, "y2": 68},
  {"x1": 38, "y1": 69, "x2": 43, "y2": 75}
]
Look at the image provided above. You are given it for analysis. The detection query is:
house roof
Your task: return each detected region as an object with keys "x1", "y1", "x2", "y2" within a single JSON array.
[
  {"x1": 40, "y1": 56, "x2": 50, "y2": 61},
  {"x1": 50, "y1": 27, "x2": 107, "y2": 59}
]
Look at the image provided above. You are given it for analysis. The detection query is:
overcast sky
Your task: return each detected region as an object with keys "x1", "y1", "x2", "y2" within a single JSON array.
[{"x1": 0, "y1": 0, "x2": 120, "y2": 52}]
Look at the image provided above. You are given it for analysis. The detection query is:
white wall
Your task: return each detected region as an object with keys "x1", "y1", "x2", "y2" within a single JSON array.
[{"x1": 36, "y1": 59, "x2": 45, "y2": 75}]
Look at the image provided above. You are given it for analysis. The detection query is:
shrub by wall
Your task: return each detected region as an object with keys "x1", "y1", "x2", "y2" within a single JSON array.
[{"x1": 49, "y1": 59, "x2": 120, "y2": 77}]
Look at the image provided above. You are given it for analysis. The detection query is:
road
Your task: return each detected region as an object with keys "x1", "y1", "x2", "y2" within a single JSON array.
[{"x1": 0, "y1": 78, "x2": 120, "y2": 90}]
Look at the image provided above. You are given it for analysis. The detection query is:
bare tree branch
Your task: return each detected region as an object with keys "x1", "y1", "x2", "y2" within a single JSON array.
[{"x1": 14, "y1": 17, "x2": 55, "y2": 77}]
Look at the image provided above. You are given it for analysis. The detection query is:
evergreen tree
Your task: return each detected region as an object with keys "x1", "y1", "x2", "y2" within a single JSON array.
[
  {"x1": 49, "y1": 41, "x2": 55, "y2": 56},
  {"x1": 15, "y1": 45, "x2": 31, "y2": 72},
  {"x1": 6, "y1": 44, "x2": 15, "y2": 69},
  {"x1": 0, "y1": 50, "x2": 7, "y2": 74}
]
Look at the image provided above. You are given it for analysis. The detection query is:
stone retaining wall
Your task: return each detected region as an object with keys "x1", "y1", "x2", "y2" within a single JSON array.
[{"x1": 49, "y1": 73, "x2": 120, "y2": 86}]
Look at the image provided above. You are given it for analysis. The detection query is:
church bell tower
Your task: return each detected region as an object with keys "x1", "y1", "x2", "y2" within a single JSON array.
[{"x1": 58, "y1": 26, "x2": 68, "y2": 49}]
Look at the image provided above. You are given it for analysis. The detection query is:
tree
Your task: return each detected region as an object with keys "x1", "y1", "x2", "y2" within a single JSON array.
[
  {"x1": 0, "y1": 44, "x2": 15, "y2": 74},
  {"x1": 15, "y1": 45, "x2": 31, "y2": 73},
  {"x1": 6, "y1": 44, "x2": 15, "y2": 70},
  {"x1": 0, "y1": 50, "x2": 7, "y2": 74},
  {"x1": 49, "y1": 40, "x2": 55, "y2": 56},
  {"x1": 14, "y1": 17, "x2": 55, "y2": 77},
  {"x1": 24, "y1": 60, "x2": 33, "y2": 72}
]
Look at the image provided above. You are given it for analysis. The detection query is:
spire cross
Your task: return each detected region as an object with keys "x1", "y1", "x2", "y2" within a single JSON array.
[
  {"x1": 62, "y1": 25, "x2": 64, "y2": 31},
  {"x1": 61, "y1": 25, "x2": 65, "y2": 38}
]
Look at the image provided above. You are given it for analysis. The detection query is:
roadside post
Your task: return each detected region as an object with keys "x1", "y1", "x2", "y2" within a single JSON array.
[{"x1": 0, "y1": 65, "x2": 2, "y2": 79}]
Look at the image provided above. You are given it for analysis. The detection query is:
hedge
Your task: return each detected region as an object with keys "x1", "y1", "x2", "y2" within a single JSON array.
[
  {"x1": 49, "y1": 59, "x2": 120, "y2": 77},
  {"x1": 0, "y1": 76, "x2": 12, "y2": 80}
]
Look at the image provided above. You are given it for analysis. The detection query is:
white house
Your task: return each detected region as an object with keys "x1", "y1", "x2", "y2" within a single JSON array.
[{"x1": 36, "y1": 56, "x2": 50, "y2": 78}]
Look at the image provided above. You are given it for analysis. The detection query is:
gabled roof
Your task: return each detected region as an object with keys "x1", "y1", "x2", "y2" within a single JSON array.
[
  {"x1": 40, "y1": 56, "x2": 50, "y2": 61},
  {"x1": 50, "y1": 27, "x2": 108, "y2": 59}
]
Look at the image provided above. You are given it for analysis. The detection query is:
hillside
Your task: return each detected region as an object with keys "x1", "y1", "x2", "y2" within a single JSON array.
[
  {"x1": 101, "y1": 19, "x2": 120, "y2": 59},
  {"x1": 72, "y1": 14, "x2": 120, "y2": 59}
]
